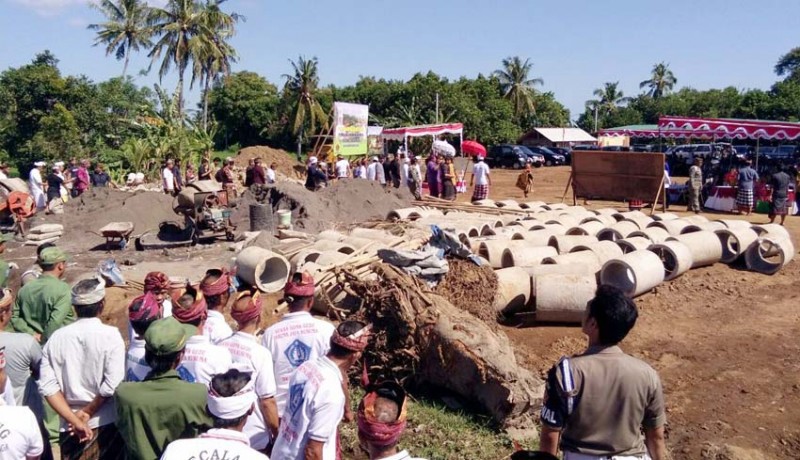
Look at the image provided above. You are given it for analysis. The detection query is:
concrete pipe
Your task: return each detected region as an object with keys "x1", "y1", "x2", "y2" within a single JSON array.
[
  {"x1": 752, "y1": 223, "x2": 791, "y2": 241},
  {"x1": 546, "y1": 215, "x2": 582, "y2": 229},
  {"x1": 493, "y1": 227, "x2": 527, "y2": 240},
  {"x1": 648, "y1": 218, "x2": 693, "y2": 236},
  {"x1": 715, "y1": 227, "x2": 759, "y2": 264},
  {"x1": 386, "y1": 207, "x2": 430, "y2": 221},
  {"x1": 496, "y1": 200, "x2": 522, "y2": 209},
  {"x1": 683, "y1": 214, "x2": 709, "y2": 225},
  {"x1": 479, "y1": 240, "x2": 529, "y2": 269},
  {"x1": 235, "y1": 246, "x2": 292, "y2": 293},
  {"x1": 593, "y1": 208, "x2": 620, "y2": 216},
  {"x1": 616, "y1": 237, "x2": 653, "y2": 254},
  {"x1": 472, "y1": 199, "x2": 496, "y2": 207},
  {"x1": 502, "y1": 245, "x2": 558, "y2": 268},
  {"x1": 316, "y1": 230, "x2": 347, "y2": 242},
  {"x1": 648, "y1": 241, "x2": 693, "y2": 281},
  {"x1": 715, "y1": 219, "x2": 753, "y2": 230},
  {"x1": 745, "y1": 235, "x2": 795, "y2": 275},
  {"x1": 542, "y1": 203, "x2": 569, "y2": 211},
  {"x1": 651, "y1": 212, "x2": 680, "y2": 221},
  {"x1": 524, "y1": 262, "x2": 596, "y2": 279},
  {"x1": 613, "y1": 210, "x2": 649, "y2": 223},
  {"x1": 297, "y1": 261, "x2": 326, "y2": 277},
  {"x1": 570, "y1": 241, "x2": 624, "y2": 264},
  {"x1": 562, "y1": 205, "x2": 588, "y2": 214},
  {"x1": 520, "y1": 201, "x2": 547, "y2": 210},
  {"x1": 289, "y1": 249, "x2": 323, "y2": 271},
  {"x1": 349, "y1": 227, "x2": 401, "y2": 244},
  {"x1": 529, "y1": 223, "x2": 567, "y2": 235},
  {"x1": 581, "y1": 214, "x2": 618, "y2": 227},
  {"x1": 680, "y1": 221, "x2": 726, "y2": 234},
  {"x1": 312, "y1": 239, "x2": 357, "y2": 254},
  {"x1": 597, "y1": 220, "x2": 640, "y2": 242},
  {"x1": 620, "y1": 214, "x2": 655, "y2": 231},
  {"x1": 523, "y1": 230, "x2": 560, "y2": 247},
  {"x1": 534, "y1": 274, "x2": 597, "y2": 323},
  {"x1": 493, "y1": 267, "x2": 532, "y2": 314},
  {"x1": 548, "y1": 235, "x2": 599, "y2": 254},
  {"x1": 600, "y1": 250, "x2": 665, "y2": 298},
  {"x1": 480, "y1": 224, "x2": 497, "y2": 236},
  {"x1": 566, "y1": 221, "x2": 606, "y2": 237},
  {"x1": 543, "y1": 251, "x2": 603, "y2": 274},
  {"x1": 666, "y1": 231, "x2": 722, "y2": 268},
  {"x1": 341, "y1": 236, "x2": 380, "y2": 251},
  {"x1": 629, "y1": 227, "x2": 671, "y2": 244},
  {"x1": 313, "y1": 250, "x2": 351, "y2": 268}
]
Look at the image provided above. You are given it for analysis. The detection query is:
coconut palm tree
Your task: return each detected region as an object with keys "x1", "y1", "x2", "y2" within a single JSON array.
[
  {"x1": 493, "y1": 56, "x2": 544, "y2": 119},
  {"x1": 283, "y1": 56, "x2": 329, "y2": 138},
  {"x1": 586, "y1": 81, "x2": 631, "y2": 114},
  {"x1": 639, "y1": 62, "x2": 677, "y2": 98},
  {"x1": 88, "y1": 0, "x2": 153, "y2": 78}
]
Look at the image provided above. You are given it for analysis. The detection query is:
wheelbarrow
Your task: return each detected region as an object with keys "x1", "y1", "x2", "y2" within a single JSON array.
[{"x1": 96, "y1": 222, "x2": 135, "y2": 250}]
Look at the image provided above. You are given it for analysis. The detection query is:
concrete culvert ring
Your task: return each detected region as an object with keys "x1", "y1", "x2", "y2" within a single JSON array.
[
  {"x1": 648, "y1": 241, "x2": 692, "y2": 281},
  {"x1": 600, "y1": 261, "x2": 637, "y2": 295},
  {"x1": 600, "y1": 250, "x2": 665, "y2": 297},
  {"x1": 235, "y1": 247, "x2": 291, "y2": 293}
]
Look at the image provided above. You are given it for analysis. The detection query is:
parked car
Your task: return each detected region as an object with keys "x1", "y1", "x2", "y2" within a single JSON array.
[
  {"x1": 572, "y1": 144, "x2": 601, "y2": 151},
  {"x1": 549, "y1": 147, "x2": 572, "y2": 164},
  {"x1": 527, "y1": 146, "x2": 566, "y2": 166},
  {"x1": 486, "y1": 145, "x2": 543, "y2": 169}
]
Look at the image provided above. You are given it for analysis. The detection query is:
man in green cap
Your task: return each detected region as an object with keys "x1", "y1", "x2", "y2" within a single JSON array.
[
  {"x1": 115, "y1": 317, "x2": 213, "y2": 460},
  {"x1": 11, "y1": 246, "x2": 73, "y2": 343},
  {"x1": 0, "y1": 233, "x2": 13, "y2": 289}
]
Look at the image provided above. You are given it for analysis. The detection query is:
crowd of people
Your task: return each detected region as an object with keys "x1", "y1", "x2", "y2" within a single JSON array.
[
  {"x1": 160, "y1": 156, "x2": 278, "y2": 198},
  {"x1": 25, "y1": 160, "x2": 111, "y2": 213},
  {"x1": 0, "y1": 242, "x2": 434, "y2": 460},
  {"x1": 303, "y1": 151, "x2": 495, "y2": 204}
]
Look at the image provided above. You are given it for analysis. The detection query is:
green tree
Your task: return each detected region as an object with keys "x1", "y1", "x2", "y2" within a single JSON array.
[
  {"x1": 283, "y1": 56, "x2": 329, "y2": 146},
  {"x1": 639, "y1": 62, "x2": 677, "y2": 99},
  {"x1": 208, "y1": 71, "x2": 279, "y2": 147},
  {"x1": 775, "y1": 47, "x2": 800, "y2": 82},
  {"x1": 24, "y1": 103, "x2": 82, "y2": 161},
  {"x1": 493, "y1": 56, "x2": 544, "y2": 119},
  {"x1": 587, "y1": 82, "x2": 631, "y2": 115},
  {"x1": 88, "y1": 0, "x2": 153, "y2": 78}
]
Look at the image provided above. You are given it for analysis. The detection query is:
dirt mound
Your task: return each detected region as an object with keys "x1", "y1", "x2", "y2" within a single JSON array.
[
  {"x1": 234, "y1": 146, "x2": 305, "y2": 179},
  {"x1": 434, "y1": 258, "x2": 498, "y2": 325},
  {"x1": 232, "y1": 179, "x2": 414, "y2": 234}
]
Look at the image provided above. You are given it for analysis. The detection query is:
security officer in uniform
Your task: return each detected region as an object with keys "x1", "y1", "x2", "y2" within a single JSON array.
[{"x1": 539, "y1": 285, "x2": 667, "y2": 460}]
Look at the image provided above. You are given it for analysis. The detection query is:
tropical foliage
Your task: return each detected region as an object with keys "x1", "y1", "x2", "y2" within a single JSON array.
[
  {"x1": 493, "y1": 56, "x2": 544, "y2": 119},
  {"x1": 640, "y1": 62, "x2": 677, "y2": 99},
  {"x1": 88, "y1": 0, "x2": 153, "y2": 78}
]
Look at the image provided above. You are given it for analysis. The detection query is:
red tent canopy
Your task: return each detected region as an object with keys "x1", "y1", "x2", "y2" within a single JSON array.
[
  {"x1": 599, "y1": 125, "x2": 713, "y2": 139},
  {"x1": 658, "y1": 116, "x2": 800, "y2": 140}
]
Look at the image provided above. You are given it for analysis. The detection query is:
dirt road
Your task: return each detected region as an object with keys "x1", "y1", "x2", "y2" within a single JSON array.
[{"x1": 470, "y1": 164, "x2": 800, "y2": 459}]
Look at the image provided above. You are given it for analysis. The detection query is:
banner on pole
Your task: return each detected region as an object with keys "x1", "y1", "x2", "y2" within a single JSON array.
[{"x1": 333, "y1": 102, "x2": 369, "y2": 156}]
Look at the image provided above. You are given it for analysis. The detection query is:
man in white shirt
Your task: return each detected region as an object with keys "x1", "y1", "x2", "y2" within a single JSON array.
[
  {"x1": 38, "y1": 276, "x2": 126, "y2": 459},
  {"x1": 160, "y1": 368, "x2": 268, "y2": 460},
  {"x1": 334, "y1": 154, "x2": 350, "y2": 179},
  {"x1": 261, "y1": 271, "x2": 335, "y2": 416},
  {"x1": 0, "y1": 288, "x2": 42, "y2": 406},
  {"x1": 162, "y1": 159, "x2": 176, "y2": 195},
  {"x1": 357, "y1": 382, "x2": 426, "y2": 460},
  {"x1": 125, "y1": 292, "x2": 161, "y2": 382},
  {"x1": 266, "y1": 162, "x2": 277, "y2": 184},
  {"x1": 218, "y1": 291, "x2": 279, "y2": 450},
  {"x1": 199, "y1": 268, "x2": 234, "y2": 344},
  {"x1": 271, "y1": 320, "x2": 371, "y2": 460},
  {"x1": 0, "y1": 363, "x2": 44, "y2": 460},
  {"x1": 29, "y1": 161, "x2": 47, "y2": 209},
  {"x1": 469, "y1": 155, "x2": 492, "y2": 202},
  {"x1": 366, "y1": 157, "x2": 379, "y2": 181},
  {"x1": 399, "y1": 154, "x2": 410, "y2": 185},
  {"x1": 172, "y1": 285, "x2": 232, "y2": 385}
]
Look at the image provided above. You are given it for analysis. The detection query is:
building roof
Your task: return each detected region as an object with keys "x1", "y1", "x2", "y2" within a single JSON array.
[{"x1": 520, "y1": 127, "x2": 596, "y2": 143}]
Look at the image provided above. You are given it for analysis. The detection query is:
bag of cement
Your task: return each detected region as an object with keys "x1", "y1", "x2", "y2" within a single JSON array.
[
  {"x1": 29, "y1": 224, "x2": 64, "y2": 235},
  {"x1": 26, "y1": 232, "x2": 63, "y2": 242},
  {"x1": 24, "y1": 237, "x2": 60, "y2": 247}
]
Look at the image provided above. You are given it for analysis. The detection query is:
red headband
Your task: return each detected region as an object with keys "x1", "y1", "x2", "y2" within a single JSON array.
[
  {"x1": 128, "y1": 291, "x2": 161, "y2": 323},
  {"x1": 172, "y1": 284, "x2": 208, "y2": 323},
  {"x1": 284, "y1": 271, "x2": 315, "y2": 298},
  {"x1": 357, "y1": 389, "x2": 408, "y2": 448},
  {"x1": 231, "y1": 291, "x2": 262, "y2": 324},
  {"x1": 331, "y1": 324, "x2": 372, "y2": 352},
  {"x1": 144, "y1": 272, "x2": 170, "y2": 293},
  {"x1": 201, "y1": 269, "x2": 232, "y2": 297}
]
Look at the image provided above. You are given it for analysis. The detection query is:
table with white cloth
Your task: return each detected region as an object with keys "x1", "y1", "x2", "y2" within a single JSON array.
[{"x1": 704, "y1": 186, "x2": 737, "y2": 212}]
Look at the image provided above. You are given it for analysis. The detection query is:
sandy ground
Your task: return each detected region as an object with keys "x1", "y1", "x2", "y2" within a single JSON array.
[{"x1": 468, "y1": 164, "x2": 800, "y2": 459}]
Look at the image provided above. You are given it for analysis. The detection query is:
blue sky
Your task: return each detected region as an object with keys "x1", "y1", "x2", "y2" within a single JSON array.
[{"x1": 1, "y1": 0, "x2": 799, "y2": 121}]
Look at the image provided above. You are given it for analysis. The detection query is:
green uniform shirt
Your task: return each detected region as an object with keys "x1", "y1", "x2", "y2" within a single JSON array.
[
  {"x1": 0, "y1": 258, "x2": 9, "y2": 289},
  {"x1": 115, "y1": 370, "x2": 212, "y2": 460},
  {"x1": 10, "y1": 273, "x2": 74, "y2": 342}
]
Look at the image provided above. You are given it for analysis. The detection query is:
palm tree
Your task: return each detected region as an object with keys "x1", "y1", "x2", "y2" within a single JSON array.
[
  {"x1": 283, "y1": 56, "x2": 329, "y2": 140},
  {"x1": 586, "y1": 81, "x2": 631, "y2": 114},
  {"x1": 639, "y1": 62, "x2": 677, "y2": 98},
  {"x1": 88, "y1": 0, "x2": 153, "y2": 78},
  {"x1": 493, "y1": 56, "x2": 544, "y2": 119}
]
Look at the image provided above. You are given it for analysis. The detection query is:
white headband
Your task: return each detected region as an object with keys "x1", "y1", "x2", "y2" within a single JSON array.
[
  {"x1": 207, "y1": 373, "x2": 256, "y2": 420},
  {"x1": 71, "y1": 276, "x2": 106, "y2": 306}
]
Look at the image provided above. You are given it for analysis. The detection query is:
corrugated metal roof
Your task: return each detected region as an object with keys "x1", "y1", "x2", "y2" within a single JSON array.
[{"x1": 533, "y1": 127, "x2": 596, "y2": 143}]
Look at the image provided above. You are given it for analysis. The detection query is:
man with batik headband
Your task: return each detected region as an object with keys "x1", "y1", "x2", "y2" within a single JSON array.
[
  {"x1": 358, "y1": 382, "x2": 426, "y2": 460},
  {"x1": 125, "y1": 292, "x2": 162, "y2": 382},
  {"x1": 142, "y1": 271, "x2": 173, "y2": 317},
  {"x1": 218, "y1": 290, "x2": 279, "y2": 451},
  {"x1": 262, "y1": 271, "x2": 335, "y2": 417},
  {"x1": 272, "y1": 320, "x2": 371, "y2": 460},
  {"x1": 173, "y1": 283, "x2": 232, "y2": 385},
  {"x1": 200, "y1": 268, "x2": 234, "y2": 344},
  {"x1": 160, "y1": 367, "x2": 268, "y2": 460},
  {"x1": 38, "y1": 276, "x2": 126, "y2": 460}
]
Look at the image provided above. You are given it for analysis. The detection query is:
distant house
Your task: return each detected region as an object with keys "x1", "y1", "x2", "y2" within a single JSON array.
[{"x1": 517, "y1": 127, "x2": 596, "y2": 148}]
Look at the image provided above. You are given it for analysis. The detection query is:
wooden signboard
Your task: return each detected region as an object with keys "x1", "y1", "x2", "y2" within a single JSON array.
[{"x1": 563, "y1": 151, "x2": 667, "y2": 213}]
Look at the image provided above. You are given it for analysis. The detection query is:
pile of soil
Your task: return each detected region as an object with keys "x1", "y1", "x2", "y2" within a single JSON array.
[
  {"x1": 434, "y1": 258, "x2": 498, "y2": 325},
  {"x1": 232, "y1": 179, "x2": 415, "y2": 233},
  {"x1": 234, "y1": 146, "x2": 305, "y2": 179}
]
